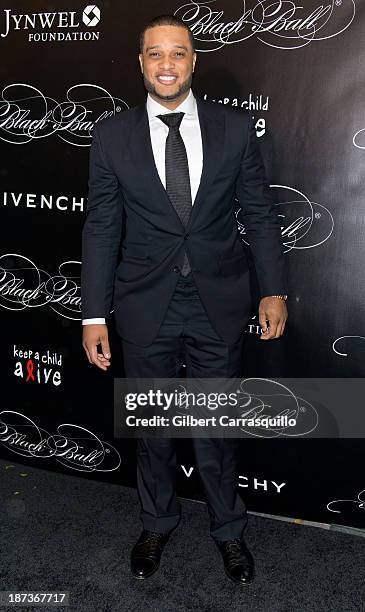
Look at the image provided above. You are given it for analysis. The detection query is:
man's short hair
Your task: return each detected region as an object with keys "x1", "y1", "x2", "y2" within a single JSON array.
[{"x1": 139, "y1": 14, "x2": 195, "y2": 53}]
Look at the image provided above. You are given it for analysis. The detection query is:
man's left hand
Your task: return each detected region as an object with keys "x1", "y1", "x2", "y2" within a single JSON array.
[{"x1": 258, "y1": 297, "x2": 288, "y2": 340}]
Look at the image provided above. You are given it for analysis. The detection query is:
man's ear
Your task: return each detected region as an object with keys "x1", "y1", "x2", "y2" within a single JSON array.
[
  {"x1": 192, "y1": 52, "x2": 197, "y2": 72},
  {"x1": 138, "y1": 54, "x2": 143, "y2": 73}
]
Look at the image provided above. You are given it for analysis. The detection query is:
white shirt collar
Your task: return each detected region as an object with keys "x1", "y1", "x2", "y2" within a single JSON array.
[{"x1": 146, "y1": 88, "x2": 196, "y2": 119}]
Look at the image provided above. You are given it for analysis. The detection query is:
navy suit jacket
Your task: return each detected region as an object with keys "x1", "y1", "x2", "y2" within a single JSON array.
[{"x1": 81, "y1": 93, "x2": 288, "y2": 346}]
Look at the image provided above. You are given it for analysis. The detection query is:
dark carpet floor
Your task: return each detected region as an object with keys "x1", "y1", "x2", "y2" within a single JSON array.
[{"x1": 1, "y1": 459, "x2": 364, "y2": 612}]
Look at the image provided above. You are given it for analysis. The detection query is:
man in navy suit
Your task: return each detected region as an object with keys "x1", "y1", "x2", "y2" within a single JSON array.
[{"x1": 81, "y1": 14, "x2": 288, "y2": 586}]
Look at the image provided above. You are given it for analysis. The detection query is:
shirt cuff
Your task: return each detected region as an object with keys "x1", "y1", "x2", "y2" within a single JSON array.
[{"x1": 82, "y1": 318, "x2": 106, "y2": 325}]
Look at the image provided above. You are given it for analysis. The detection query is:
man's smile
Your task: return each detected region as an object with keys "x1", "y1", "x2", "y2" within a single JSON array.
[{"x1": 156, "y1": 74, "x2": 178, "y2": 85}]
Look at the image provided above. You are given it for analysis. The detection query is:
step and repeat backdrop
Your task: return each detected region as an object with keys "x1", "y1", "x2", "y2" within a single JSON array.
[{"x1": 1, "y1": 1, "x2": 364, "y2": 529}]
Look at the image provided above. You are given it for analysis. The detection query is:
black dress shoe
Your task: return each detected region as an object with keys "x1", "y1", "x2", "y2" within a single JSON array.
[
  {"x1": 130, "y1": 530, "x2": 170, "y2": 579},
  {"x1": 215, "y1": 538, "x2": 255, "y2": 586}
]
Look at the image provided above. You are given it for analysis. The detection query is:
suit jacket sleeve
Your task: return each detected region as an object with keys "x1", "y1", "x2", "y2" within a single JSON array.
[
  {"x1": 81, "y1": 123, "x2": 124, "y2": 320},
  {"x1": 235, "y1": 115, "x2": 288, "y2": 297}
]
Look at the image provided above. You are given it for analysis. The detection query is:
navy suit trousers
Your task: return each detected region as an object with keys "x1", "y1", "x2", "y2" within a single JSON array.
[{"x1": 120, "y1": 272, "x2": 248, "y2": 541}]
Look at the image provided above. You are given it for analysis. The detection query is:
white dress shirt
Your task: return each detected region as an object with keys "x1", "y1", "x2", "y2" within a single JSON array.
[{"x1": 83, "y1": 88, "x2": 203, "y2": 325}]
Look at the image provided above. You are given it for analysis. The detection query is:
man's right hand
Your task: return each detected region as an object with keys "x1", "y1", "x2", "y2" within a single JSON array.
[{"x1": 82, "y1": 324, "x2": 111, "y2": 371}]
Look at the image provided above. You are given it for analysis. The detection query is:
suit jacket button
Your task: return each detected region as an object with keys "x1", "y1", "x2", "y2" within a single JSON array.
[
  {"x1": 173, "y1": 265, "x2": 180, "y2": 273},
  {"x1": 184, "y1": 233, "x2": 189, "y2": 240}
]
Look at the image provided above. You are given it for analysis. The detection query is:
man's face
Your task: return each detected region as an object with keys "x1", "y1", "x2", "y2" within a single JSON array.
[{"x1": 139, "y1": 25, "x2": 196, "y2": 104}]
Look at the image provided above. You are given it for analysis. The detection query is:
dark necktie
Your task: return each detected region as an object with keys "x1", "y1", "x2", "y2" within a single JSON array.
[{"x1": 157, "y1": 112, "x2": 192, "y2": 276}]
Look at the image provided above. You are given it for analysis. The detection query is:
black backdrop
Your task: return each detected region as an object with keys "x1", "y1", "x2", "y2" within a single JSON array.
[{"x1": 1, "y1": 0, "x2": 364, "y2": 529}]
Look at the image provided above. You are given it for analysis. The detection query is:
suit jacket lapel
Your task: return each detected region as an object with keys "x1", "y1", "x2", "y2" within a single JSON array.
[
  {"x1": 129, "y1": 102, "x2": 184, "y2": 230},
  {"x1": 187, "y1": 95, "x2": 225, "y2": 229}
]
